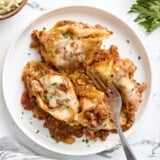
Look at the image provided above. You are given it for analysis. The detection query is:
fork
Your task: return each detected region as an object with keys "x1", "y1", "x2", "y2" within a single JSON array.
[{"x1": 87, "y1": 70, "x2": 137, "y2": 160}]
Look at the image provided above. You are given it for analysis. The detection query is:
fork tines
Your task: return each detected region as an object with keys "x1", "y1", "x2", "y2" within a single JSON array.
[{"x1": 86, "y1": 70, "x2": 120, "y2": 98}]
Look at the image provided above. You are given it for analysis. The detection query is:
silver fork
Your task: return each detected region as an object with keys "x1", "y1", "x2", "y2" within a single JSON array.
[{"x1": 87, "y1": 70, "x2": 137, "y2": 160}]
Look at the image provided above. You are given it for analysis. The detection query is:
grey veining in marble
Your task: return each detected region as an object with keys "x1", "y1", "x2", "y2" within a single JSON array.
[
  {"x1": 27, "y1": 1, "x2": 50, "y2": 11},
  {"x1": 97, "y1": 140, "x2": 160, "y2": 159}
]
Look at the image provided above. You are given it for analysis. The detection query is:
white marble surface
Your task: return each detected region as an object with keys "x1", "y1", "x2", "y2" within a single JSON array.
[{"x1": 0, "y1": 0, "x2": 160, "y2": 159}]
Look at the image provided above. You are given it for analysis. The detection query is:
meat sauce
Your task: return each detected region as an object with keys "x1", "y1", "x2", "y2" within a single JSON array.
[
  {"x1": 21, "y1": 92, "x2": 109, "y2": 144},
  {"x1": 21, "y1": 91, "x2": 34, "y2": 110}
]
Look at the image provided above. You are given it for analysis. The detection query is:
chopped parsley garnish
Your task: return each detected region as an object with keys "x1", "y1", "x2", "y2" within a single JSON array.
[
  {"x1": 129, "y1": 0, "x2": 160, "y2": 33},
  {"x1": 53, "y1": 49, "x2": 58, "y2": 55},
  {"x1": 138, "y1": 56, "x2": 141, "y2": 60},
  {"x1": 51, "y1": 82, "x2": 57, "y2": 86},
  {"x1": 85, "y1": 139, "x2": 89, "y2": 143},
  {"x1": 82, "y1": 139, "x2": 89, "y2": 144},
  {"x1": 57, "y1": 68, "x2": 62, "y2": 73},
  {"x1": 36, "y1": 130, "x2": 39, "y2": 134},
  {"x1": 45, "y1": 95, "x2": 52, "y2": 101},
  {"x1": 82, "y1": 139, "x2": 90, "y2": 147},
  {"x1": 51, "y1": 136, "x2": 59, "y2": 143},
  {"x1": 63, "y1": 98, "x2": 70, "y2": 102},
  {"x1": 126, "y1": 40, "x2": 130, "y2": 43},
  {"x1": 51, "y1": 135, "x2": 55, "y2": 139},
  {"x1": 62, "y1": 32, "x2": 70, "y2": 38},
  {"x1": 103, "y1": 44, "x2": 107, "y2": 49},
  {"x1": 56, "y1": 99, "x2": 70, "y2": 106},
  {"x1": 70, "y1": 51, "x2": 74, "y2": 56},
  {"x1": 103, "y1": 123, "x2": 107, "y2": 127},
  {"x1": 61, "y1": 105, "x2": 69, "y2": 110},
  {"x1": 70, "y1": 35, "x2": 74, "y2": 40}
]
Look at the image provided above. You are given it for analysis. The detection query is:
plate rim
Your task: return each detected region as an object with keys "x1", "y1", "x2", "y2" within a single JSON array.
[{"x1": 2, "y1": 5, "x2": 152, "y2": 156}]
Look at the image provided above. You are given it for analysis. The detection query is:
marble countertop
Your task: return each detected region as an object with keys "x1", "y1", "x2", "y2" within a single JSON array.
[{"x1": 0, "y1": 0, "x2": 160, "y2": 159}]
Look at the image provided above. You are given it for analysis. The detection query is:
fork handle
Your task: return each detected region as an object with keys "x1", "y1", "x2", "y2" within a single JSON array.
[{"x1": 115, "y1": 121, "x2": 137, "y2": 160}]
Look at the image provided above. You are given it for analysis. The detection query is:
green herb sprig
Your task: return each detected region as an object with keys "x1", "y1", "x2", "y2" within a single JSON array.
[{"x1": 129, "y1": 0, "x2": 160, "y2": 33}]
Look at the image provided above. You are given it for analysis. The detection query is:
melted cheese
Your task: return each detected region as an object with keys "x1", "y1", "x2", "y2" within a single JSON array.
[
  {"x1": 33, "y1": 74, "x2": 79, "y2": 123},
  {"x1": 53, "y1": 37, "x2": 85, "y2": 67},
  {"x1": 31, "y1": 20, "x2": 112, "y2": 69},
  {"x1": 114, "y1": 77, "x2": 139, "y2": 105}
]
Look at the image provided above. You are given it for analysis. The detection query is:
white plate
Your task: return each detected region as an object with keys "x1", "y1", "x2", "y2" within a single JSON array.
[{"x1": 2, "y1": 6, "x2": 152, "y2": 156}]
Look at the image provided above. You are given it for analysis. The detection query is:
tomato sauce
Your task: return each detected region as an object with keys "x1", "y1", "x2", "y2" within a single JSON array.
[{"x1": 21, "y1": 91, "x2": 34, "y2": 110}]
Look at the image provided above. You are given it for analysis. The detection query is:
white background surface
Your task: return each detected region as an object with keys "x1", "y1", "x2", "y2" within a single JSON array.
[{"x1": 0, "y1": 0, "x2": 160, "y2": 159}]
